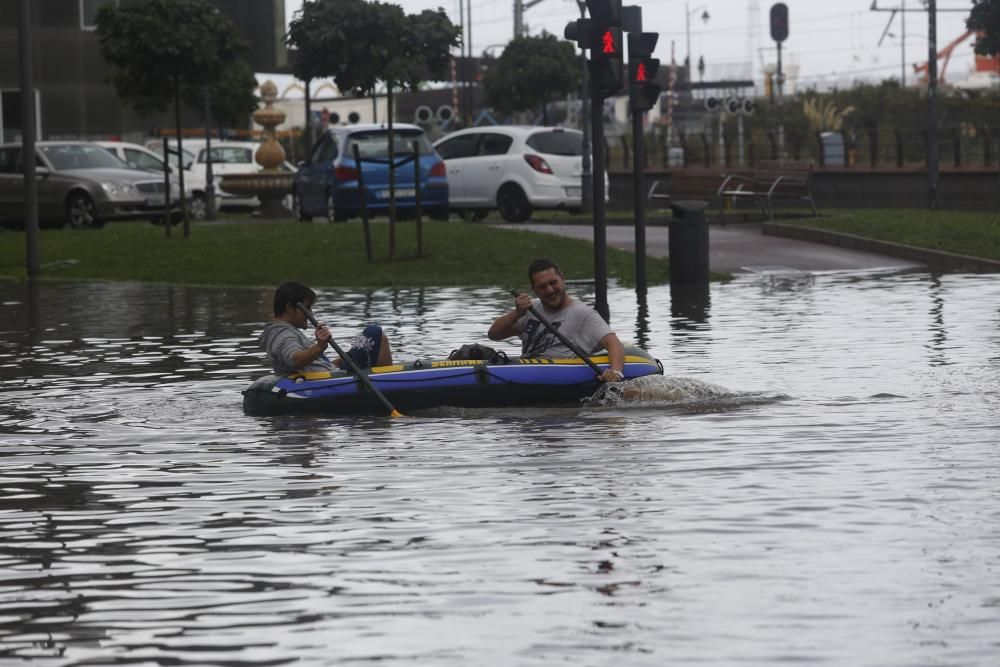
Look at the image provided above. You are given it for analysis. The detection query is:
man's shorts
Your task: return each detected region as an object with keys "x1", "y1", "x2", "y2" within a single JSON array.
[{"x1": 345, "y1": 324, "x2": 383, "y2": 370}]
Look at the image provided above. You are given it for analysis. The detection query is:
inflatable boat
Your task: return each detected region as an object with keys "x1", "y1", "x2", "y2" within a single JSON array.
[{"x1": 242, "y1": 346, "x2": 663, "y2": 415}]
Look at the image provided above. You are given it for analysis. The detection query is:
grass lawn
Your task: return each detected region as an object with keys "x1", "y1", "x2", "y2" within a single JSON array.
[
  {"x1": 0, "y1": 218, "x2": 670, "y2": 288},
  {"x1": 778, "y1": 208, "x2": 1000, "y2": 261}
]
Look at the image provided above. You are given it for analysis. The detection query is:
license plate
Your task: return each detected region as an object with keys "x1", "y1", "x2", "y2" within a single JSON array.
[
  {"x1": 376, "y1": 188, "x2": 416, "y2": 199},
  {"x1": 145, "y1": 196, "x2": 165, "y2": 207},
  {"x1": 565, "y1": 187, "x2": 581, "y2": 197}
]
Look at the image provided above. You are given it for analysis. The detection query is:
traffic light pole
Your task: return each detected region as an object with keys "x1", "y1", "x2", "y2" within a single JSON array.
[
  {"x1": 776, "y1": 40, "x2": 784, "y2": 159},
  {"x1": 591, "y1": 92, "x2": 609, "y2": 322},
  {"x1": 632, "y1": 108, "x2": 647, "y2": 296},
  {"x1": 577, "y1": 1, "x2": 592, "y2": 215}
]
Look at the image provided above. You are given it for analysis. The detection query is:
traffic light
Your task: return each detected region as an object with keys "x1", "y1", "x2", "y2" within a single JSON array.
[
  {"x1": 628, "y1": 32, "x2": 660, "y2": 112},
  {"x1": 563, "y1": 18, "x2": 591, "y2": 49},
  {"x1": 770, "y1": 3, "x2": 788, "y2": 43},
  {"x1": 587, "y1": 0, "x2": 625, "y2": 97}
]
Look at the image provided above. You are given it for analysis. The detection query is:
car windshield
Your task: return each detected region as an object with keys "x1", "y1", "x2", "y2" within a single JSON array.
[
  {"x1": 525, "y1": 130, "x2": 583, "y2": 157},
  {"x1": 41, "y1": 144, "x2": 129, "y2": 170},
  {"x1": 348, "y1": 130, "x2": 434, "y2": 160},
  {"x1": 197, "y1": 146, "x2": 255, "y2": 164}
]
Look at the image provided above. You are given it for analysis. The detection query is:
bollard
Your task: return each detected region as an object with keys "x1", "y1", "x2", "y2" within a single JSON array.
[{"x1": 668, "y1": 200, "x2": 710, "y2": 286}]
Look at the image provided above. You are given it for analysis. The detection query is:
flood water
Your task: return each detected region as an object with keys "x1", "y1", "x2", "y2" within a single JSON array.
[{"x1": 1, "y1": 270, "x2": 998, "y2": 666}]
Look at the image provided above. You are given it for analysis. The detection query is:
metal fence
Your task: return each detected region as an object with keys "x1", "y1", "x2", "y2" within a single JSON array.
[{"x1": 606, "y1": 127, "x2": 999, "y2": 171}]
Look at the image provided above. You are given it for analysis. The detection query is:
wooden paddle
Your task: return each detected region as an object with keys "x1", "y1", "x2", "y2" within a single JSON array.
[
  {"x1": 296, "y1": 302, "x2": 403, "y2": 418},
  {"x1": 508, "y1": 288, "x2": 605, "y2": 379}
]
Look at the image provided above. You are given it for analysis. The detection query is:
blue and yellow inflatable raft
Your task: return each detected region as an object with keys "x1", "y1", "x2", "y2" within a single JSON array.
[{"x1": 242, "y1": 346, "x2": 663, "y2": 415}]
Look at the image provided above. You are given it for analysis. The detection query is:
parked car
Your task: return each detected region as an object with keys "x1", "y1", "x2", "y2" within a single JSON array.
[
  {"x1": 148, "y1": 139, "x2": 295, "y2": 211},
  {"x1": 0, "y1": 141, "x2": 178, "y2": 229},
  {"x1": 433, "y1": 125, "x2": 606, "y2": 223},
  {"x1": 96, "y1": 141, "x2": 209, "y2": 220},
  {"x1": 183, "y1": 141, "x2": 261, "y2": 209},
  {"x1": 293, "y1": 123, "x2": 448, "y2": 222}
]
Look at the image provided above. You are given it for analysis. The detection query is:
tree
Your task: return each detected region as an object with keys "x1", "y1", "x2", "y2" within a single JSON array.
[
  {"x1": 483, "y1": 33, "x2": 580, "y2": 124},
  {"x1": 288, "y1": 0, "x2": 459, "y2": 259},
  {"x1": 968, "y1": 0, "x2": 1000, "y2": 56},
  {"x1": 96, "y1": 0, "x2": 256, "y2": 237},
  {"x1": 285, "y1": 0, "x2": 364, "y2": 152}
]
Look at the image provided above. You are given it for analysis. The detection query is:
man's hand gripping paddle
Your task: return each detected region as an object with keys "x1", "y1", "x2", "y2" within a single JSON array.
[
  {"x1": 296, "y1": 302, "x2": 403, "y2": 417},
  {"x1": 508, "y1": 288, "x2": 606, "y2": 380}
]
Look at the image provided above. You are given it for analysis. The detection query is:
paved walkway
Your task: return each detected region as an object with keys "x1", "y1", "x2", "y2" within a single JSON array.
[{"x1": 491, "y1": 222, "x2": 922, "y2": 274}]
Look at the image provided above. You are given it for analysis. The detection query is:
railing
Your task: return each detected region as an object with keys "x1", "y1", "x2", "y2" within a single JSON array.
[{"x1": 606, "y1": 127, "x2": 998, "y2": 171}]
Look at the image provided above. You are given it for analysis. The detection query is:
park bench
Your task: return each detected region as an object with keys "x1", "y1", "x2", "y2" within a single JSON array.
[
  {"x1": 647, "y1": 170, "x2": 730, "y2": 220},
  {"x1": 718, "y1": 159, "x2": 818, "y2": 220}
]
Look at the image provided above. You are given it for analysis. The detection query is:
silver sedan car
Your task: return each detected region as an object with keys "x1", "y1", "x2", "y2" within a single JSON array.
[{"x1": 0, "y1": 141, "x2": 179, "y2": 229}]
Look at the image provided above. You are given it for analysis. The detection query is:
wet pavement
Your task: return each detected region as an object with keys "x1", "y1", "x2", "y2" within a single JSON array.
[{"x1": 492, "y1": 222, "x2": 922, "y2": 274}]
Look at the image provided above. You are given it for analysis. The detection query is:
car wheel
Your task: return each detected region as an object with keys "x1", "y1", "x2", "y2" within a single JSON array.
[
  {"x1": 295, "y1": 189, "x2": 312, "y2": 222},
  {"x1": 66, "y1": 192, "x2": 103, "y2": 229},
  {"x1": 187, "y1": 193, "x2": 207, "y2": 221},
  {"x1": 497, "y1": 184, "x2": 532, "y2": 223}
]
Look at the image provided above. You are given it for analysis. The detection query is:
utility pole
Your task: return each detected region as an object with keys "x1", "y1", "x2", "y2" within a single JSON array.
[
  {"x1": 927, "y1": 0, "x2": 938, "y2": 208},
  {"x1": 18, "y1": 0, "x2": 39, "y2": 278},
  {"x1": 870, "y1": 1, "x2": 966, "y2": 209},
  {"x1": 514, "y1": 0, "x2": 552, "y2": 38}
]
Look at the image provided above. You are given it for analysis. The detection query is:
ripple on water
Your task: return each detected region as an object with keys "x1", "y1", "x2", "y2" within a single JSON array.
[{"x1": 0, "y1": 275, "x2": 998, "y2": 666}]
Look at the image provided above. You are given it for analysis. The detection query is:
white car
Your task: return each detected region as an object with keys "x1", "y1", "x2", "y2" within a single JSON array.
[
  {"x1": 186, "y1": 141, "x2": 262, "y2": 209},
  {"x1": 433, "y1": 126, "x2": 607, "y2": 223},
  {"x1": 96, "y1": 141, "x2": 209, "y2": 220}
]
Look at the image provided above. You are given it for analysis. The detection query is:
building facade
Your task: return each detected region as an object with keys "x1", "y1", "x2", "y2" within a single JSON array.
[{"x1": 0, "y1": 0, "x2": 286, "y2": 142}]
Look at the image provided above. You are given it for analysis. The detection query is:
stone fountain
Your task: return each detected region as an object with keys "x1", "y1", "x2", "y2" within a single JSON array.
[{"x1": 219, "y1": 80, "x2": 294, "y2": 219}]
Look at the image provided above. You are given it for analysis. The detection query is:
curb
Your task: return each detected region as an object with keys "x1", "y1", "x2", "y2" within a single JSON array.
[{"x1": 762, "y1": 222, "x2": 1000, "y2": 273}]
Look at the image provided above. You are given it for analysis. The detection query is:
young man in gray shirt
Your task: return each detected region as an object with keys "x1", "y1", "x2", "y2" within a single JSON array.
[
  {"x1": 258, "y1": 281, "x2": 393, "y2": 376},
  {"x1": 488, "y1": 258, "x2": 626, "y2": 383}
]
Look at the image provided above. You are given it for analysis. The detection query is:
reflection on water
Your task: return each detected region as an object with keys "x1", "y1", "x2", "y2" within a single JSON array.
[{"x1": 1, "y1": 271, "x2": 999, "y2": 666}]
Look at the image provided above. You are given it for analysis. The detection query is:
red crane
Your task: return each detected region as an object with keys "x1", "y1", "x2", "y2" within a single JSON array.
[{"x1": 913, "y1": 31, "x2": 1000, "y2": 85}]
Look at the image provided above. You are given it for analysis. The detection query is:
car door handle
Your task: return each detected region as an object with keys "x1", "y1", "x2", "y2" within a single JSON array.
[{"x1": 489, "y1": 165, "x2": 501, "y2": 170}]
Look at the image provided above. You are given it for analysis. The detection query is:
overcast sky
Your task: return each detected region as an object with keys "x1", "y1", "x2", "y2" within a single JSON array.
[{"x1": 279, "y1": 0, "x2": 980, "y2": 91}]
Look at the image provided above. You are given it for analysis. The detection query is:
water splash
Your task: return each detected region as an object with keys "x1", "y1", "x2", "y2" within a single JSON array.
[{"x1": 583, "y1": 375, "x2": 787, "y2": 412}]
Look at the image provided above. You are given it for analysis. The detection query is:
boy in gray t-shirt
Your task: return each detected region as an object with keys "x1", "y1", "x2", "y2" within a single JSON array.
[
  {"x1": 258, "y1": 281, "x2": 392, "y2": 376},
  {"x1": 488, "y1": 258, "x2": 626, "y2": 384}
]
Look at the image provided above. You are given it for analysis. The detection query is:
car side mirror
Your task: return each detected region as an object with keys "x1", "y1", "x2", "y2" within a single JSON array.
[{"x1": 35, "y1": 166, "x2": 50, "y2": 177}]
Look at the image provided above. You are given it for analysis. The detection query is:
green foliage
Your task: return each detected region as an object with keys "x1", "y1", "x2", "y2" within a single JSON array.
[
  {"x1": 286, "y1": 0, "x2": 460, "y2": 97},
  {"x1": 0, "y1": 222, "x2": 667, "y2": 288},
  {"x1": 285, "y1": 0, "x2": 364, "y2": 84},
  {"x1": 801, "y1": 97, "x2": 855, "y2": 132},
  {"x1": 96, "y1": 0, "x2": 254, "y2": 117},
  {"x1": 483, "y1": 33, "x2": 581, "y2": 117},
  {"x1": 968, "y1": 0, "x2": 1000, "y2": 56},
  {"x1": 783, "y1": 209, "x2": 1000, "y2": 261}
]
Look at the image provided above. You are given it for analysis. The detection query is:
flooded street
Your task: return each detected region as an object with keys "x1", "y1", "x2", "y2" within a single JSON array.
[{"x1": 1, "y1": 271, "x2": 998, "y2": 665}]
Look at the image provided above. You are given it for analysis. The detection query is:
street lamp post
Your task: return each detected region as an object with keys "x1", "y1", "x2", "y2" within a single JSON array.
[
  {"x1": 574, "y1": 0, "x2": 592, "y2": 214},
  {"x1": 685, "y1": 3, "x2": 710, "y2": 90}
]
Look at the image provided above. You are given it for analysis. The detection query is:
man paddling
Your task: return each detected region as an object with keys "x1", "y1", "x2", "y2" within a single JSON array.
[
  {"x1": 488, "y1": 258, "x2": 626, "y2": 383},
  {"x1": 259, "y1": 281, "x2": 393, "y2": 376}
]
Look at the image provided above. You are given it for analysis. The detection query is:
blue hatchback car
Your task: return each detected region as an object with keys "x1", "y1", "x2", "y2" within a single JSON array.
[{"x1": 293, "y1": 123, "x2": 449, "y2": 222}]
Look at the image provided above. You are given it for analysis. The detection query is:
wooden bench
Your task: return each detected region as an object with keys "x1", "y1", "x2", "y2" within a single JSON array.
[
  {"x1": 647, "y1": 170, "x2": 730, "y2": 220},
  {"x1": 718, "y1": 159, "x2": 818, "y2": 220}
]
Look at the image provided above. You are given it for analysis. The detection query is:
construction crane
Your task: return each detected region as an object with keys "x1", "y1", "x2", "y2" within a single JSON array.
[
  {"x1": 913, "y1": 30, "x2": 971, "y2": 85},
  {"x1": 913, "y1": 30, "x2": 1000, "y2": 85}
]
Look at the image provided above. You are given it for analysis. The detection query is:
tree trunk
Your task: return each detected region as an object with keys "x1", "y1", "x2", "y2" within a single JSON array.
[{"x1": 387, "y1": 81, "x2": 396, "y2": 261}]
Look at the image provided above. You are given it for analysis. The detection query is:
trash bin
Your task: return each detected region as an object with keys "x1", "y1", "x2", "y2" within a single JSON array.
[{"x1": 668, "y1": 200, "x2": 710, "y2": 286}]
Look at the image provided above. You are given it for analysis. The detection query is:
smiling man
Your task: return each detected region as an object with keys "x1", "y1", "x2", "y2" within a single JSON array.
[{"x1": 488, "y1": 258, "x2": 626, "y2": 383}]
